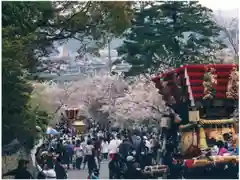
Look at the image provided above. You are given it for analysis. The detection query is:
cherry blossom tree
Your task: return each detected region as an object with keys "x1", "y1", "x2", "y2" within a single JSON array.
[
  {"x1": 30, "y1": 74, "x2": 128, "y2": 125},
  {"x1": 31, "y1": 74, "x2": 167, "y2": 127},
  {"x1": 30, "y1": 81, "x2": 63, "y2": 113},
  {"x1": 66, "y1": 74, "x2": 128, "y2": 126},
  {"x1": 30, "y1": 81, "x2": 72, "y2": 125},
  {"x1": 101, "y1": 76, "x2": 167, "y2": 127}
]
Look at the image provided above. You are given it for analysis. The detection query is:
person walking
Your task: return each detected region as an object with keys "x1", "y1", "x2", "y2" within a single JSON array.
[
  {"x1": 101, "y1": 139, "x2": 109, "y2": 160},
  {"x1": 74, "y1": 140, "x2": 84, "y2": 169},
  {"x1": 54, "y1": 157, "x2": 68, "y2": 179},
  {"x1": 85, "y1": 140, "x2": 97, "y2": 176},
  {"x1": 2, "y1": 159, "x2": 33, "y2": 179},
  {"x1": 92, "y1": 136, "x2": 101, "y2": 166},
  {"x1": 118, "y1": 136, "x2": 134, "y2": 159},
  {"x1": 66, "y1": 141, "x2": 74, "y2": 169},
  {"x1": 62, "y1": 141, "x2": 69, "y2": 168},
  {"x1": 138, "y1": 139, "x2": 149, "y2": 169},
  {"x1": 81, "y1": 137, "x2": 88, "y2": 169},
  {"x1": 108, "y1": 136, "x2": 119, "y2": 159}
]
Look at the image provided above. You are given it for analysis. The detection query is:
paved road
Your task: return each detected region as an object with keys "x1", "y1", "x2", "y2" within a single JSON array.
[{"x1": 68, "y1": 160, "x2": 109, "y2": 179}]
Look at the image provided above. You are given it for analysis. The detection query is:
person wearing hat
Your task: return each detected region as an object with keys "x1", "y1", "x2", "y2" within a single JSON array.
[{"x1": 2, "y1": 159, "x2": 33, "y2": 179}]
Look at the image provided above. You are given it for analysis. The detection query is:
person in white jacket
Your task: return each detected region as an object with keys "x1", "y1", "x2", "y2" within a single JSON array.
[
  {"x1": 108, "y1": 137, "x2": 119, "y2": 158},
  {"x1": 36, "y1": 164, "x2": 56, "y2": 179},
  {"x1": 101, "y1": 139, "x2": 109, "y2": 160}
]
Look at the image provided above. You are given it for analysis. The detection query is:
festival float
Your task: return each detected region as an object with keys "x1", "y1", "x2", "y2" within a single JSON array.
[
  {"x1": 152, "y1": 64, "x2": 239, "y2": 178},
  {"x1": 63, "y1": 107, "x2": 86, "y2": 134}
]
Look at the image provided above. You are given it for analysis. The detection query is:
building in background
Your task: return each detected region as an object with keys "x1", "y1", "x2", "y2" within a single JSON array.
[{"x1": 36, "y1": 46, "x2": 113, "y2": 83}]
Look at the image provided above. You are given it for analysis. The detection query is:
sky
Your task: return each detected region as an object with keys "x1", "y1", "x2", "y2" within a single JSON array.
[{"x1": 199, "y1": 0, "x2": 239, "y2": 10}]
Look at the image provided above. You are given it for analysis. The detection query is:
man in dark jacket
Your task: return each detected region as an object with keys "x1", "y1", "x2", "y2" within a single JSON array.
[
  {"x1": 138, "y1": 140, "x2": 149, "y2": 169},
  {"x1": 2, "y1": 159, "x2": 33, "y2": 179},
  {"x1": 55, "y1": 157, "x2": 67, "y2": 179},
  {"x1": 131, "y1": 133, "x2": 141, "y2": 150},
  {"x1": 118, "y1": 137, "x2": 134, "y2": 159},
  {"x1": 92, "y1": 137, "x2": 101, "y2": 168},
  {"x1": 66, "y1": 141, "x2": 74, "y2": 169}
]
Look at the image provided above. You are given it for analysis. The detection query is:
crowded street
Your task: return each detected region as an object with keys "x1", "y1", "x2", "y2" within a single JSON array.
[{"x1": 2, "y1": 1, "x2": 239, "y2": 179}]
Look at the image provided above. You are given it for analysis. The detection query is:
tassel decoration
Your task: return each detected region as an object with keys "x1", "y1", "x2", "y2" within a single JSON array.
[{"x1": 199, "y1": 127, "x2": 208, "y2": 150}]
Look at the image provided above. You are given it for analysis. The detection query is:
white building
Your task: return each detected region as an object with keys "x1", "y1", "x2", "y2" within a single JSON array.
[{"x1": 36, "y1": 46, "x2": 110, "y2": 83}]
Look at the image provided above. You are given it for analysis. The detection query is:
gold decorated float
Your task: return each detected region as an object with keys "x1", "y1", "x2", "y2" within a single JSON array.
[
  {"x1": 72, "y1": 120, "x2": 85, "y2": 134},
  {"x1": 63, "y1": 108, "x2": 86, "y2": 134},
  {"x1": 152, "y1": 64, "x2": 239, "y2": 166}
]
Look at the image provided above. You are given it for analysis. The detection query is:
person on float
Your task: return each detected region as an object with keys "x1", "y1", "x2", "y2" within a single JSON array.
[{"x1": 217, "y1": 140, "x2": 228, "y2": 156}]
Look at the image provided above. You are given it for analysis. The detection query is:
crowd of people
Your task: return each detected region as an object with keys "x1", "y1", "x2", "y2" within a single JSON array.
[
  {"x1": 2, "y1": 119, "x2": 239, "y2": 179},
  {"x1": 34, "y1": 123, "x2": 167, "y2": 179}
]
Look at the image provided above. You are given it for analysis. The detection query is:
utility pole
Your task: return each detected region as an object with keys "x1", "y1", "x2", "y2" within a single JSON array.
[{"x1": 108, "y1": 37, "x2": 112, "y2": 74}]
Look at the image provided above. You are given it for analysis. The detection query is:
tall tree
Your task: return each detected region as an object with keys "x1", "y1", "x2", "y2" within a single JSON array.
[
  {"x1": 117, "y1": 1, "x2": 226, "y2": 76},
  {"x1": 2, "y1": 1, "x2": 135, "y2": 148},
  {"x1": 2, "y1": 2, "x2": 55, "y2": 147}
]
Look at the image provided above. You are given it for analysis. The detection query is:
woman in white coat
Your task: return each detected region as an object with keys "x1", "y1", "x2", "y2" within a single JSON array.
[{"x1": 101, "y1": 139, "x2": 109, "y2": 160}]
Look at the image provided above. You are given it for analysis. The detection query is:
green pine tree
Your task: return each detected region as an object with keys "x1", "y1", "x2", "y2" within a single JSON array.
[{"x1": 117, "y1": 1, "x2": 226, "y2": 76}]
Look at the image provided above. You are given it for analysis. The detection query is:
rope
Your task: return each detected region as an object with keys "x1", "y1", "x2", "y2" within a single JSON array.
[
  {"x1": 192, "y1": 156, "x2": 239, "y2": 167},
  {"x1": 199, "y1": 119, "x2": 234, "y2": 125},
  {"x1": 143, "y1": 165, "x2": 168, "y2": 174}
]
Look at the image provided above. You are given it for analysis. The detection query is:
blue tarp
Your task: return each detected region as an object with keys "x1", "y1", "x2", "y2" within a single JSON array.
[{"x1": 46, "y1": 127, "x2": 59, "y2": 135}]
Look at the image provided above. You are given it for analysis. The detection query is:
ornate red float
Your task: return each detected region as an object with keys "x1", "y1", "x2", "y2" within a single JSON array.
[{"x1": 152, "y1": 64, "x2": 239, "y2": 102}]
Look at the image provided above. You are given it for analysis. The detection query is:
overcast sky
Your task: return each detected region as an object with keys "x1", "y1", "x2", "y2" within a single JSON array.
[{"x1": 199, "y1": 0, "x2": 239, "y2": 10}]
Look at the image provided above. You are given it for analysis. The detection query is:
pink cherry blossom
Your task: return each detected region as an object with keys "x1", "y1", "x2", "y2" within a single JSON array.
[{"x1": 31, "y1": 74, "x2": 167, "y2": 126}]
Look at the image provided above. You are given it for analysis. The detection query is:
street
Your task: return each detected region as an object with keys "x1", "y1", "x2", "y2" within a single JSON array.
[{"x1": 68, "y1": 160, "x2": 109, "y2": 179}]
